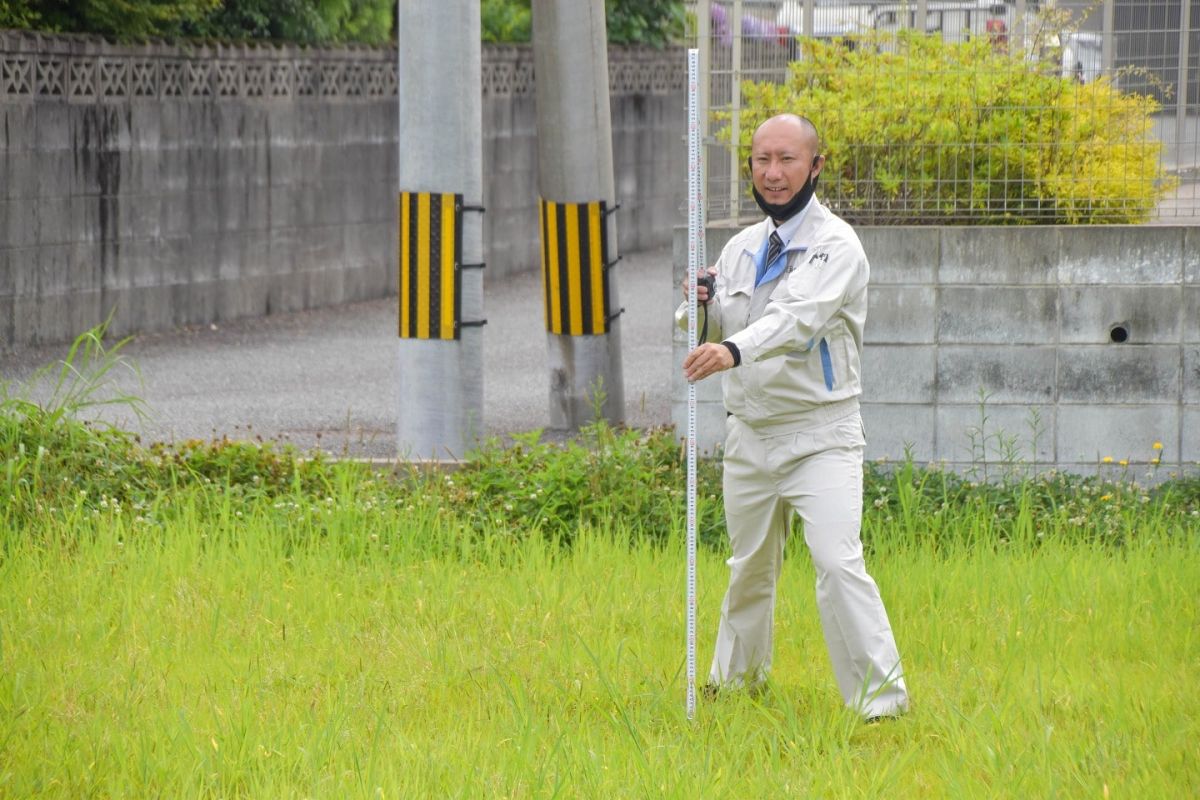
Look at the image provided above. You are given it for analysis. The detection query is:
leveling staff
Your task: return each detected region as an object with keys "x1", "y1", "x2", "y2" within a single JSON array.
[{"x1": 678, "y1": 113, "x2": 908, "y2": 720}]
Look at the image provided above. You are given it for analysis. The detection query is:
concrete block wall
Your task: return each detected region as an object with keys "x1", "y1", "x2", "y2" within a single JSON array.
[
  {"x1": 0, "y1": 34, "x2": 400, "y2": 348},
  {"x1": 673, "y1": 224, "x2": 1200, "y2": 477},
  {"x1": 0, "y1": 34, "x2": 685, "y2": 349}
]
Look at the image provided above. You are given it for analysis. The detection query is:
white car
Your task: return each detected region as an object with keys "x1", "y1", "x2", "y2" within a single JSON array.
[{"x1": 776, "y1": 0, "x2": 1023, "y2": 44}]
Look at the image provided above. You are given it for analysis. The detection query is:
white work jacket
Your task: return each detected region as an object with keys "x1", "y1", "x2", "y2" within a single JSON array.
[{"x1": 677, "y1": 197, "x2": 869, "y2": 429}]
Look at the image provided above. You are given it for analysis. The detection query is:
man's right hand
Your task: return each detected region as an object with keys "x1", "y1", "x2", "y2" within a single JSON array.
[{"x1": 683, "y1": 342, "x2": 734, "y2": 382}]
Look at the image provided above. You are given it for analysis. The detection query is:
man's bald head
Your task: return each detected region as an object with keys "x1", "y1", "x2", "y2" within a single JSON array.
[{"x1": 752, "y1": 113, "x2": 820, "y2": 155}]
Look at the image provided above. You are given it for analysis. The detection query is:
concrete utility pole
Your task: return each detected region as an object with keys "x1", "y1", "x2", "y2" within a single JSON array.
[
  {"x1": 395, "y1": 1, "x2": 485, "y2": 459},
  {"x1": 531, "y1": 0, "x2": 626, "y2": 429}
]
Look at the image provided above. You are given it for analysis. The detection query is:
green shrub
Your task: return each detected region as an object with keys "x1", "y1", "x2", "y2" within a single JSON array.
[
  {"x1": 1, "y1": 321, "x2": 149, "y2": 520},
  {"x1": 7, "y1": 0, "x2": 392, "y2": 44},
  {"x1": 605, "y1": 0, "x2": 685, "y2": 48},
  {"x1": 189, "y1": 0, "x2": 394, "y2": 45},
  {"x1": 480, "y1": 0, "x2": 685, "y2": 46},
  {"x1": 5, "y1": 325, "x2": 1198, "y2": 553},
  {"x1": 0, "y1": 323, "x2": 328, "y2": 529},
  {"x1": 733, "y1": 31, "x2": 1176, "y2": 224},
  {"x1": 0, "y1": 0, "x2": 41, "y2": 28},
  {"x1": 440, "y1": 422, "x2": 727, "y2": 547},
  {"x1": 7, "y1": 0, "x2": 683, "y2": 46},
  {"x1": 482, "y1": 0, "x2": 531, "y2": 43},
  {"x1": 28, "y1": 0, "x2": 219, "y2": 39}
]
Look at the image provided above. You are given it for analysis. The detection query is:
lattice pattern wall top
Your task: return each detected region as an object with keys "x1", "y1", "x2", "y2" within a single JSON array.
[{"x1": 0, "y1": 33, "x2": 684, "y2": 101}]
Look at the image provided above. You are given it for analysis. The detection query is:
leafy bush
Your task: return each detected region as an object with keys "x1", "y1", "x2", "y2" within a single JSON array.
[
  {"x1": 22, "y1": 0, "x2": 219, "y2": 39},
  {"x1": 5, "y1": 324, "x2": 1198, "y2": 552},
  {"x1": 733, "y1": 31, "x2": 1176, "y2": 224},
  {"x1": 605, "y1": 0, "x2": 685, "y2": 48},
  {"x1": 482, "y1": 0, "x2": 687, "y2": 47},
  {"x1": 441, "y1": 423, "x2": 727, "y2": 547},
  {"x1": 187, "y1": 0, "x2": 394, "y2": 45},
  {"x1": 0, "y1": 324, "x2": 331, "y2": 529},
  {"x1": 482, "y1": 0, "x2": 531, "y2": 44},
  {"x1": 6, "y1": 0, "x2": 392, "y2": 44},
  {"x1": 0, "y1": 0, "x2": 41, "y2": 29},
  {"x1": 862, "y1": 456, "x2": 1200, "y2": 552},
  {"x1": 1, "y1": 322, "x2": 150, "y2": 518},
  {"x1": 7, "y1": 0, "x2": 681, "y2": 46}
]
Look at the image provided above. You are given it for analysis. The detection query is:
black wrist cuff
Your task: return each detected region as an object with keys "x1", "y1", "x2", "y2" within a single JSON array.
[{"x1": 721, "y1": 341, "x2": 741, "y2": 367}]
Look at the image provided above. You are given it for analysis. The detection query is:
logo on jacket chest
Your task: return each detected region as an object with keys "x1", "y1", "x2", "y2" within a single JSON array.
[{"x1": 807, "y1": 250, "x2": 829, "y2": 265}]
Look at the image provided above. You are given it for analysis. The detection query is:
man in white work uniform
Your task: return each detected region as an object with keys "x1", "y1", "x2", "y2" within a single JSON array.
[{"x1": 679, "y1": 113, "x2": 908, "y2": 720}]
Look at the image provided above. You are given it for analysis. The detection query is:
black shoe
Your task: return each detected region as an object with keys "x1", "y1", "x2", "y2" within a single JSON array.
[
  {"x1": 864, "y1": 712, "x2": 904, "y2": 725},
  {"x1": 700, "y1": 682, "x2": 768, "y2": 701}
]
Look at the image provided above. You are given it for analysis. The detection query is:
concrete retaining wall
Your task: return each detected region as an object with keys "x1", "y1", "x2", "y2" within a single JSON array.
[
  {"x1": 0, "y1": 33, "x2": 684, "y2": 349},
  {"x1": 673, "y1": 224, "x2": 1200, "y2": 476}
]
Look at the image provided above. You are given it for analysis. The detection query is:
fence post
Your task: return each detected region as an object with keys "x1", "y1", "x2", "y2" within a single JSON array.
[
  {"x1": 1178, "y1": 0, "x2": 1193, "y2": 153},
  {"x1": 1102, "y1": 0, "x2": 1115, "y2": 75},
  {"x1": 1015, "y1": 0, "x2": 1026, "y2": 54}
]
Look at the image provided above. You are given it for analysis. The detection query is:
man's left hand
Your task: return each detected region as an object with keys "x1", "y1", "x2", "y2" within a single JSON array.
[{"x1": 683, "y1": 343, "x2": 734, "y2": 382}]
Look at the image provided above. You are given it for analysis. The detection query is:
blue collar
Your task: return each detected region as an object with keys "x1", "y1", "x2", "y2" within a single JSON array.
[
  {"x1": 752, "y1": 201, "x2": 813, "y2": 287},
  {"x1": 754, "y1": 230, "x2": 807, "y2": 287}
]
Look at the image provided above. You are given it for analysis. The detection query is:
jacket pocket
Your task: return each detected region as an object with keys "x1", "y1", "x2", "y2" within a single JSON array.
[{"x1": 818, "y1": 338, "x2": 835, "y2": 392}]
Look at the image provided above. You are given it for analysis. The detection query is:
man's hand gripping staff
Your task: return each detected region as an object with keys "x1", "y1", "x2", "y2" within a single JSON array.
[{"x1": 682, "y1": 267, "x2": 734, "y2": 382}]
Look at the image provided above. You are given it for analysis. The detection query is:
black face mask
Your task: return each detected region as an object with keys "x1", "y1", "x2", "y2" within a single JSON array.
[{"x1": 748, "y1": 156, "x2": 821, "y2": 223}]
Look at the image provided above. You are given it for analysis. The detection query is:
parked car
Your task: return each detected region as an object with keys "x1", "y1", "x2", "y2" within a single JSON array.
[
  {"x1": 775, "y1": 0, "x2": 1020, "y2": 43},
  {"x1": 704, "y1": 1, "x2": 1099, "y2": 83}
]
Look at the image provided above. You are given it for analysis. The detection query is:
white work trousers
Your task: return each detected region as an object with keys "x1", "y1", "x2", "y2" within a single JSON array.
[{"x1": 710, "y1": 405, "x2": 909, "y2": 718}]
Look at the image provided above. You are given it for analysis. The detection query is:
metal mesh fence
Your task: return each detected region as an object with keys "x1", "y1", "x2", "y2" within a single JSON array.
[{"x1": 687, "y1": 0, "x2": 1199, "y2": 224}]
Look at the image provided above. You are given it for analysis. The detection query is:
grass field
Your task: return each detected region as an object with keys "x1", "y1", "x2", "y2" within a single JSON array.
[
  {"x1": 2, "y1": 328, "x2": 1198, "y2": 797},
  {"x1": 2, "y1": 500, "x2": 1197, "y2": 799}
]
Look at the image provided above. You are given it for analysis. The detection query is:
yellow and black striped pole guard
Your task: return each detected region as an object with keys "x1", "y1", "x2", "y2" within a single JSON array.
[
  {"x1": 398, "y1": 191, "x2": 485, "y2": 340},
  {"x1": 538, "y1": 198, "x2": 619, "y2": 336}
]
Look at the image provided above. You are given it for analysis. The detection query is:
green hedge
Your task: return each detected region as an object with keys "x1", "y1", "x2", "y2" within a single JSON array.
[
  {"x1": 0, "y1": 0, "x2": 392, "y2": 44},
  {"x1": 2, "y1": 0, "x2": 685, "y2": 47},
  {"x1": 483, "y1": 0, "x2": 685, "y2": 46},
  {"x1": 733, "y1": 32, "x2": 1176, "y2": 224},
  {"x1": 5, "y1": 326, "x2": 1199, "y2": 553}
]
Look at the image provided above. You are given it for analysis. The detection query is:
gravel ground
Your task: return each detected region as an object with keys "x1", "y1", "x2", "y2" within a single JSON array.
[{"x1": 0, "y1": 247, "x2": 678, "y2": 458}]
